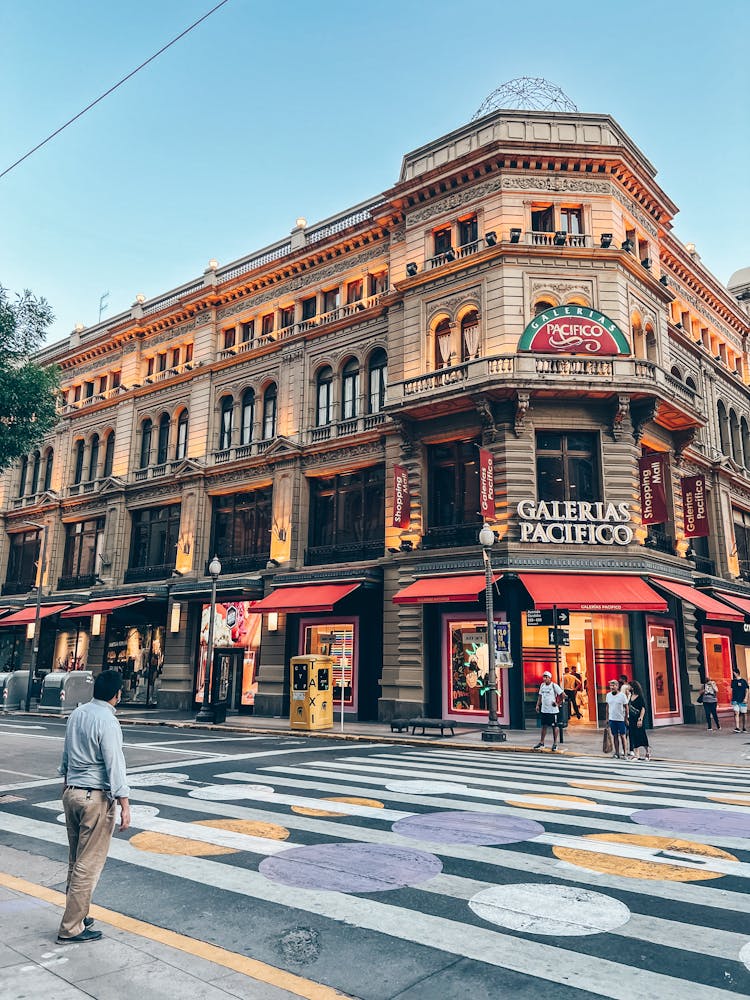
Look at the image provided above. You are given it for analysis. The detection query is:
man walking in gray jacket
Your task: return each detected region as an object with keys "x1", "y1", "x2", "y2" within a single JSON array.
[{"x1": 57, "y1": 670, "x2": 131, "y2": 944}]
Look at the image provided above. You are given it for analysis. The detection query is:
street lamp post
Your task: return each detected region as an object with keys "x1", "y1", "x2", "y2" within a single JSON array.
[
  {"x1": 22, "y1": 521, "x2": 48, "y2": 712},
  {"x1": 479, "y1": 523, "x2": 505, "y2": 742},
  {"x1": 195, "y1": 554, "x2": 221, "y2": 724}
]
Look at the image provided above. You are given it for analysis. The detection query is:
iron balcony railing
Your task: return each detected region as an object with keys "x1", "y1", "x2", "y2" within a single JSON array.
[
  {"x1": 304, "y1": 540, "x2": 384, "y2": 566},
  {"x1": 57, "y1": 574, "x2": 97, "y2": 591},
  {"x1": 124, "y1": 564, "x2": 175, "y2": 583},
  {"x1": 205, "y1": 554, "x2": 269, "y2": 574},
  {"x1": 421, "y1": 522, "x2": 484, "y2": 550}
]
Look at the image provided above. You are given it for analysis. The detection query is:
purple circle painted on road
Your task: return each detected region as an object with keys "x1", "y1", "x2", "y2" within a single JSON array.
[
  {"x1": 631, "y1": 807, "x2": 750, "y2": 839},
  {"x1": 392, "y1": 811, "x2": 544, "y2": 845},
  {"x1": 259, "y1": 842, "x2": 442, "y2": 893}
]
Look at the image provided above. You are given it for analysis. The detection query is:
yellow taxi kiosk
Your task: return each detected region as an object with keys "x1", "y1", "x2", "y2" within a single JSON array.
[{"x1": 290, "y1": 655, "x2": 334, "y2": 730}]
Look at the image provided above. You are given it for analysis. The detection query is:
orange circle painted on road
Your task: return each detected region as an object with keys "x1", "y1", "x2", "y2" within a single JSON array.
[
  {"x1": 129, "y1": 818, "x2": 290, "y2": 856},
  {"x1": 505, "y1": 794, "x2": 591, "y2": 811},
  {"x1": 569, "y1": 780, "x2": 644, "y2": 793},
  {"x1": 708, "y1": 793, "x2": 750, "y2": 807},
  {"x1": 553, "y1": 833, "x2": 736, "y2": 882},
  {"x1": 291, "y1": 795, "x2": 385, "y2": 817}
]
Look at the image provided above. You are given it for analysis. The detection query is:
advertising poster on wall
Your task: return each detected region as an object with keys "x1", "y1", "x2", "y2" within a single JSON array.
[
  {"x1": 195, "y1": 601, "x2": 261, "y2": 707},
  {"x1": 443, "y1": 615, "x2": 510, "y2": 723}
]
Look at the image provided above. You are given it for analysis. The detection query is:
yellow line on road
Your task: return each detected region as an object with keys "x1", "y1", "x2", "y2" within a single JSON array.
[{"x1": 0, "y1": 871, "x2": 354, "y2": 1000}]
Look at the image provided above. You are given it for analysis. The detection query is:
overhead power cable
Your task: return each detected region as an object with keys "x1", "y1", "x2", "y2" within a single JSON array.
[{"x1": 0, "y1": 0, "x2": 231, "y2": 181}]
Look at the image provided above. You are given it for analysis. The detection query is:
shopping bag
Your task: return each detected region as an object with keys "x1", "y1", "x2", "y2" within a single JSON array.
[{"x1": 602, "y1": 727, "x2": 613, "y2": 754}]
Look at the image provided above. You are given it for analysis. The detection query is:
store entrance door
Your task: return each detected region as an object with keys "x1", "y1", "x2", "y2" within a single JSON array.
[
  {"x1": 212, "y1": 648, "x2": 245, "y2": 712},
  {"x1": 702, "y1": 630, "x2": 734, "y2": 709}
]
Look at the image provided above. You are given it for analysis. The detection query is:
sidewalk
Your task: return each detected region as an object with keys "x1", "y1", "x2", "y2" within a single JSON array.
[
  {"x1": 0, "y1": 846, "x2": 350, "y2": 1000},
  {"x1": 109, "y1": 707, "x2": 750, "y2": 767}
]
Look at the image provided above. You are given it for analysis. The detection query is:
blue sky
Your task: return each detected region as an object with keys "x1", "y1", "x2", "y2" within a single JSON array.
[{"x1": 1, "y1": 0, "x2": 747, "y2": 344}]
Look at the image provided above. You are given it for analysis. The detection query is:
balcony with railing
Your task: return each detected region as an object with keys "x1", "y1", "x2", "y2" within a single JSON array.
[
  {"x1": 689, "y1": 553, "x2": 717, "y2": 576},
  {"x1": 527, "y1": 231, "x2": 590, "y2": 248},
  {"x1": 60, "y1": 384, "x2": 128, "y2": 415},
  {"x1": 422, "y1": 522, "x2": 483, "y2": 550},
  {"x1": 305, "y1": 539, "x2": 384, "y2": 566},
  {"x1": 67, "y1": 479, "x2": 104, "y2": 497},
  {"x1": 58, "y1": 573, "x2": 97, "y2": 591},
  {"x1": 142, "y1": 361, "x2": 196, "y2": 385},
  {"x1": 307, "y1": 410, "x2": 387, "y2": 445},
  {"x1": 124, "y1": 563, "x2": 174, "y2": 583},
  {"x1": 205, "y1": 554, "x2": 269, "y2": 575},
  {"x1": 1, "y1": 580, "x2": 33, "y2": 596}
]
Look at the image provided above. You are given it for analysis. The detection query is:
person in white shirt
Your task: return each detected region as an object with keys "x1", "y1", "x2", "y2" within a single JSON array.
[
  {"x1": 533, "y1": 671, "x2": 563, "y2": 752},
  {"x1": 605, "y1": 678, "x2": 629, "y2": 759}
]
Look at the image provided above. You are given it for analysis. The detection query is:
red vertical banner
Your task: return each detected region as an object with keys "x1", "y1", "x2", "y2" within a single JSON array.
[
  {"x1": 479, "y1": 448, "x2": 495, "y2": 520},
  {"x1": 639, "y1": 453, "x2": 669, "y2": 525},
  {"x1": 681, "y1": 474, "x2": 709, "y2": 538},
  {"x1": 392, "y1": 465, "x2": 410, "y2": 528}
]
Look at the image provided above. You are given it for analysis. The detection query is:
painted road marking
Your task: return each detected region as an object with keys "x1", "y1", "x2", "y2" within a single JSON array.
[
  {"x1": 0, "y1": 872, "x2": 353, "y2": 1000},
  {"x1": 553, "y1": 833, "x2": 740, "y2": 882},
  {"x1": 130, "y1": 819, "x2": 291, "y2": 857},
  {"x1": 469, "y1": 883, "x2": 631, "y2": 936}
]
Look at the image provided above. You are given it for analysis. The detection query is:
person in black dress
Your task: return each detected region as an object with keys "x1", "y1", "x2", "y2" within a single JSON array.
[{"x1": 627, "y1": 679, "x2": 651, "y2": 760}]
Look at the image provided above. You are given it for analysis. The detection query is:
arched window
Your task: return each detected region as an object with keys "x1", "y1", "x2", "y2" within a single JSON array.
[
  {"x1": 741, "y1": 417, "x2": 750, "y2": 469},
  {"x1": 645, "y1": 323, "x2": 657, "y2": 363},
  {"x1": 368, "y1": 349, "x2": 387, "y2": 414},
  {"x1": 461, "y1": 310, "x2": 480, "y2": 362},
  {"x1": 175, "y1": 411, "x2": 188, "y2": 460},
  {"x1": 717, "y1": 401, "x2": 730, "y2": 456},
  {"x1": 139, "y1": 419, "x2": 152, "y2": 469},
  {"x1": 240, "y1": 390, "x2": 254, "y2": 445},
  {"x1": 88, "y1": 434, "x2": 100, "y2": 481},
  {"x1": 685, "y1": 375, "x2": 697, "y2": 392},
  {"x1": 17, "y1": 455, "x2": 28, "y2": 497},
  {"x1": 262, "y1": 383, "x2": 277, "y2": 439},
  {"x1": 43, "y1": 448, "x2": 54, "y2": 492},
  {"x1": 341, "y1": 359, "x2": 360, "y2": 420},
  {"x1": 316, "y1": 367, "x2": 333, "y2": 426},
  {"x1": 103, "y1": 434, "x2": 115, "y2": 478},
  {"x1": 434, "y1": 318, "x2": 452, "y2": 369},
  {"x1": 157, "y1": 412, "x2": 170, "y2": 465},
  {"x1": 219, "y1": 396, "x2": 234, "y2": 450},
  {"x1": 730, "y1": 409, "x2": 742, "y2": 465},
  {"x1": 73, "y1": 439, "x2": 85, "y2": 484},
  {"x1": 30, "y1": 451, "x2": 41, "y2": 494},
  {"x1": 670, "y1": 366, "x2": 682, "y2": 381},
  {"x1": 534, "y1": 299, "x2": 555, "y2": 316}
]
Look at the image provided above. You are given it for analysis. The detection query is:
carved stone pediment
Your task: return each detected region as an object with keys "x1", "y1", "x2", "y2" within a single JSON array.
[
  {"x1": 260, "y1": 436, "x2": 302, "y2": 459},
  {"x1": 98, "y1": 476, "x2": 127, "y2": 495}
]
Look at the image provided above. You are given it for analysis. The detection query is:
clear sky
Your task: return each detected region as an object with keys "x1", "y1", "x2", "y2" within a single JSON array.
[{"x1": 1, "y1": 0, "x2": 747, "y2": 344}]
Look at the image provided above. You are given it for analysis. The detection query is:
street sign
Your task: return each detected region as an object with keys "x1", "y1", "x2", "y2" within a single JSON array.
[
  {"x1": 548, "y1": 627, "x2": 570, "y2": 647},
  {"x1": 527, "y1": 608, "x2": 570, "y2": 627}
]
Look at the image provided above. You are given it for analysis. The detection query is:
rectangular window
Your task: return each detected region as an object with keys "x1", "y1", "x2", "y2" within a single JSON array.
[
  {"x1": 531, "y1": 205, "x2": 554, "y2": 232},
  {"x1": 458, "y1": 216, "x2": 478, "y2": 247},
  {"x1": 5, "y1": 530, "x2": 40, "y2": 591},
  {"x1": 280, "y1": 306, "x2": 295, "y2": 329},
  {"x1": 62, "y1": 518, "x2": 105, "y2": 580},
  {"x1": 346, "y1": 279, "x2": 363, "y2": 304},
  {"x1": 536, "y1": 432, "x2": 599, "y2": 503},
  {"x1": 97, "y1": 375, "x2": 108, "y2": 393},
  {"x1": 111, "y1": 371, "x2": 121, "y2": 388},
  {"x1": 734, "y1": 509, "x2": 750, "y2": 580},
  {"x1": 184, "y1": 343, "x2": 193, "y2": 363},
  {"x1": 129, "y1": 504, "x2": 181, "y2": 571},
  {"x1": 223, "y1": 327, "x2": 236, "y2": 350},
  {"x1": 157, "y1": 353, "x2": 167, "y2": 372},
  {"x1": 307, "y1": 466, "x2": 385, "y2": 562},
  {"x1": 73, "y1": 385, "x2": 82, "y2": 402},
  {"x1": 261, "y1": 314, "x2": 274, "y2": 336},
  {"x1": 212, "y1": 489, "x2": 273, "y2": 568},
  {"x1": 84, "y1": 381, "x2": 94, "y2": 398},
  {"x1": 323, "y1": 288, "x2": 339, "y2": 313},
  {"x1": 301, "y1": 297, "x2": 317, "y2": 320},
  {"x1": 433, "y1": 227, "x2": 452, "y2": 254},
  {"x1": 240, "y1": 320, "x2": 254, "y2": 342},
  {"x1": 171, "y1": 348, "x2": 180, "y2": 367},
  {"x1": 427, "y1": 439, "x2": 481, "y2": 530},
  {"x1": 560, "y1": 208, "x2": 583, "y2": 235},
  {"x1": 368, "y1": 272, "x2": 388, "y2": 296},
  {"x1": 146, "y1": 358, "x2": 155, "y2": 377}
]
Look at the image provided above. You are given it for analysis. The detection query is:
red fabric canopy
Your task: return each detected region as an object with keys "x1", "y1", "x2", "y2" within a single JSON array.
[
  {"x1": 0, "y1": 603, "x2": 71, "y2": 626},
  {"x1": 713, "y1": 592, "x2": 750, "y2": 618},
  {"x1": 253, "y1": 583, "x2": 360, "y2": 613},
  {"x1": 61, "y1": 597, "x2": 144, "y2": 619},
  {"x1": 519, "y1": 574, "x2": 667, "y2": 612},
  {"x1": 651, "y1": 579, "x2": 744, "y2": 621},
  {"x1": 393, "y1": 574, "x2": 500, "y2": 605}
]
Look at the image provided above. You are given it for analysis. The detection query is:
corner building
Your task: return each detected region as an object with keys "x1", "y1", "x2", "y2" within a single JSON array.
[{"x1": 3, "y1": 108, "x2": 750, "y2": 732}]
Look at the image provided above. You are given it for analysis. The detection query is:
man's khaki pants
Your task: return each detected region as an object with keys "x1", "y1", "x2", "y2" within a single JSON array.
[{"x1": 59, "y1": 788, "x2": 116, "y2": 938}]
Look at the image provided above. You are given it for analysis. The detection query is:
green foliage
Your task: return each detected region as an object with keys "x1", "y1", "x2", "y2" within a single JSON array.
[{"x1": 0, "y1": 285, "x2": 59, "y2": 471}]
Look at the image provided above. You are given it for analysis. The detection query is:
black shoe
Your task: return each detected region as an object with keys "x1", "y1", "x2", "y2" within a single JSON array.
[
  {"x1": 57, "y1": 928, "x2": 102, "y2": 944},
  {"x1": 84, "y1": 916, "x2": 94, "y2": 928}
]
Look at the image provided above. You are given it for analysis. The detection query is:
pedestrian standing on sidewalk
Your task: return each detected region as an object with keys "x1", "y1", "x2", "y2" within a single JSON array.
[
  {"x1": 57, "y1": 670, "x2": 131, "y2": 944},
  {"x1": 533, "y1": 671, "x2": 563, "y2": 752},
  {"x1": 700, "y1": 676, "x2": 720, "y2": 731},
  {"x1": 605, "y1": 679, "x2": 628, "y2": 759},
  {"x1": 626, "y1": 679, "x2": 651, "y2": 760},
  {"x1": 731, "y1": 667, "x2": 748, "y2": 733}
]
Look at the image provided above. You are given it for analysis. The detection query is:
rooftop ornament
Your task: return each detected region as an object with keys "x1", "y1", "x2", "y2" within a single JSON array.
[{"x1": 472, "y1": 78, "x2": 578, "y2": 119}]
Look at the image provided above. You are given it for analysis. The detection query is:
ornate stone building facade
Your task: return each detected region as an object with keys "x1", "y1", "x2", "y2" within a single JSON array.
[{"x1": 2, "y1": 109, "x2": 749, "y2": 730}]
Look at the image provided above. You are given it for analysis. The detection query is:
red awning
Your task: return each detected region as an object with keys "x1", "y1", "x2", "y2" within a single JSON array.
[
  {"x1": 0, "y1": 603, "x2": 71, "y2": 626},
  {"x1": 651, "y1": 579, "x2": 744, "y2": 622},
  {"x1": 713, "y1": 592, "x2": 750, "y2": 618},
  {"x1": 393, "y1": 574, "x2": 500, "y2": 605},
  {"x1": 252, "y1": 583, "x2": 360, "y2": 613},
  {"x1": 519, "y1": 574, "x2": 668, "y2": 612},
  {"x1": 60, "y1": 597, "x2": 145, "y2": 619}
]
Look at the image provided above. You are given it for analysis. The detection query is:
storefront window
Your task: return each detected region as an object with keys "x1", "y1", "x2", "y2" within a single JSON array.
[
  {"x1": 443, "y1": 615, "x2": 510, "y2": 724},
  {"x1": 301, "y1": 620, "x2": 357, "y2": 711},
  {"x1": 212, "y1": 489, "x2": 272, "y2": 570},
  {"x1": 105, "y1": 623, "x2": 164, "y2": 705},
  {"x1": 702, "y1": 629, "x2": 734, "y2": 708},
  {"x1": 195, "y1": 602, "x2": 261, "y2": 708},
  {"x1": 522, "y1": 612, "x2": 631, "y2": 726},
  {"x1": 53, "y1": 627, "x2": 90, "y2": 671},
  {"x1": 646, "y1": 619, "x2": 682, "y2": 724}
]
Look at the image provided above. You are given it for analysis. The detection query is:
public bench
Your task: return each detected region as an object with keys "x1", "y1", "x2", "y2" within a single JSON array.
[{"x1": 408, "y1": 717, "x2": 456, "y2": 737}]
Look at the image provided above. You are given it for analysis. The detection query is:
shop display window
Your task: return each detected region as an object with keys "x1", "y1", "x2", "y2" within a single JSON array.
[
  {"x1": 646, "y1": 620, "x2": 682, "y2": 724},
  {"x1": 702, "y1": 629, "x2": 734, "y2": 708},
  {"x1": 300, "y1": 619, "x2": 357, "y2": 711},
  {"x1": 195, "y1": 601, "x2": 261, "y2": 707},
  {"x1": 53, "y1": 627, "x2": 90, "y2": 672},
  {"x1": 442, "y1": 614, "x2": 510, "y2": 724},
  {"x1": 106, "y1": 623, "x2": 164, "y2": 706}
]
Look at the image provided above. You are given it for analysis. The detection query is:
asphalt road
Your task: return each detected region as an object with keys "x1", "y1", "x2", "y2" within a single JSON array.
[{"x1": 0, "y1": 717, "x2": 748, "y2": 999}]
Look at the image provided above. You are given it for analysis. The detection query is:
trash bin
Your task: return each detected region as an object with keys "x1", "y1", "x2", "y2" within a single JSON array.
[
  {"x1": 289, "y1": 655, "x2": 334, "y2": 731},
  {"x1": 39, "y1": 671, "x2": 93, "y2": 713},
  {"x1": 2, "y1": 671, "x2": 30, "y2": 711}
]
